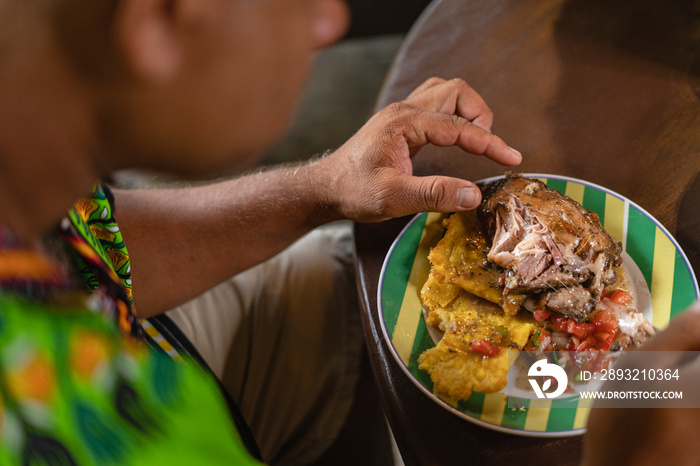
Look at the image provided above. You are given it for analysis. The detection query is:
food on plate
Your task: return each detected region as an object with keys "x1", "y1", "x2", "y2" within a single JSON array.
[
  {"x1": 421, "y1": 207, "x2": 502, "y2": 308},
  {"x1": 419, "y1": 271, "x2": 536, "y2": 400},
  {"x1": 418, "y1": 174, "x2": 655, "y2": 401},
  {"x1": 477, "y1": 174, "x2": 622, "y2": 321}
]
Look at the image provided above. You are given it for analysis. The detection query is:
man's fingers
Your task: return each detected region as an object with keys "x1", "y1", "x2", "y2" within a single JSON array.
[
  {"x1": 395, "y1": 107, "x2": 521, "y2": 166},
  {"x1": 403, "y1": 78, "x2": 494, "y2": 132}
]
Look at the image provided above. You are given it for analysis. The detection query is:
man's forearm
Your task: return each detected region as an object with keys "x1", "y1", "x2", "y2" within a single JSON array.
[{"x1": 115, "y1": 160, "x2": 339, "y2": 318}]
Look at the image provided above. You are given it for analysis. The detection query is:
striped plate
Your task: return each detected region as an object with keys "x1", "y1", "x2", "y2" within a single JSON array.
[{"x1": 378, "y1": 174, "x2": 699, "y2": 437}]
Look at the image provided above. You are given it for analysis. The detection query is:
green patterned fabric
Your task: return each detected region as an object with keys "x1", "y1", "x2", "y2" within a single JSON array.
[
  {"x1": 69, "y1": 185, "x2": 134, "y2": 304},
  {"x1": 0, "y1": 185, "x2": 262, "y2": 465}
]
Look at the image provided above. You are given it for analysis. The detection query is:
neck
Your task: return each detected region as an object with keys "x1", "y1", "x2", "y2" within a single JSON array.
[{"x1": 0, "y1": 20, "x2": 100, "y2": 244}]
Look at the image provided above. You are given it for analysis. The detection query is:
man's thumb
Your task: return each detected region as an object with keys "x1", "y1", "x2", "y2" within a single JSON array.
[{"x1": 398, "y1": 175, "x2": 482, "y2": 213}]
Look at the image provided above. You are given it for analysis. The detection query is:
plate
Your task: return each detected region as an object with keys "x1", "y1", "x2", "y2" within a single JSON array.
[{"x1": 377, "y1": 173, "x2": 699, "y2": 437}]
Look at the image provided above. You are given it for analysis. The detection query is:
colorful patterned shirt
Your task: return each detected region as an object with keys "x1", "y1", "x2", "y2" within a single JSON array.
[{"x1": 0, "y1": 185, "x2": 262, "y2": 465}]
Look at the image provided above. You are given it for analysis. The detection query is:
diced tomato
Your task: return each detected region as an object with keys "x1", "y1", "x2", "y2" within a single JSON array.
[
  {"x1": 568, "y1": 309, "x2": 619, "y2": 351},
  {"x1": 471, "y1": 338, "x2": 502, "y2": 357},
  {"x1": 566, "y1": 320, "x2": 595, "y2": 339},
  {"x1": 576, "y1": 337, "x2": 597, "y2": 351},
  {"x1": 533, "y1": 309, "x2": 552, "y2": 321},
  {"x1": 592, "y1": 308, "x2": 618, "y2": 334},
  {"x1": 598, "y1": 333, "x2": 615, "y2": 351},
  {"x1": 550, "y1": 314, "x2": 570, "y2": 333},
  {"x1": 609, "y1": 289, "x2": 633, "y2": 306},
  {"x1": 547, "y1": 310, "x2": 620, "y2": 352}
]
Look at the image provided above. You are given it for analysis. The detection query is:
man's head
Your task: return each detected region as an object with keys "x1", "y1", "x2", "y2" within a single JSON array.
[
  {"x1": 41, "y1": 0, "x2": 350, "y2": 176},
  {"x1": 0, "y1": 0, "x2": 348, "y2": 239}
]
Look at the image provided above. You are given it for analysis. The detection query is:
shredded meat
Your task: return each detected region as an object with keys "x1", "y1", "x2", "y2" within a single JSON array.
[{"x1": 477, "y1": 174, "x2": 622, "y2": 321}]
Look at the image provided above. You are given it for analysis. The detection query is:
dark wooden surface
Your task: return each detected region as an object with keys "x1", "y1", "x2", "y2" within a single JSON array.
[{"x1": 354, "y1": 0, "x2": 700, "y2": 464}]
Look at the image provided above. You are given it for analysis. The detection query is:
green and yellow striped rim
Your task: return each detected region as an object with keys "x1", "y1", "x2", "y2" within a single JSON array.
[{"x1": 378, "y1": 174, "x2": 699, "y2": 437}]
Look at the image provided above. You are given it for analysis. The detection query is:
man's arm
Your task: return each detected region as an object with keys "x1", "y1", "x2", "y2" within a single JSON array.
[
  {"x1": 113, "y1": 163, "x2": 339, "y2": 317},
  {"x1": 115, "y1": 78, "x2": 522, "y2": 317}
]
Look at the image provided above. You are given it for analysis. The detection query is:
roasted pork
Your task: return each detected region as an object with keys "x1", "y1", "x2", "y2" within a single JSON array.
[{"x1": 478, "y1": 174, "x2": 622, "y2": 321}]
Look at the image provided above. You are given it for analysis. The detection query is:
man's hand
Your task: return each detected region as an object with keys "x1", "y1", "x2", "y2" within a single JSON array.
[
  {"x1": 583, "y1": 301, "x2": 700, "y2": 466},
  {"x1": 315, "y1": 77, "x2": 521, "y2": 222}
]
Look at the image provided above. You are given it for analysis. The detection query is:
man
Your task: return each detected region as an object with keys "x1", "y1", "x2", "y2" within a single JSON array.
[{"x1": 0, "y1": 0, "x2": 521, "y2": 464}]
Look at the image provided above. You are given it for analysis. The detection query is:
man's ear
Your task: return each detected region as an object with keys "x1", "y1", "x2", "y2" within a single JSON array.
[{"x1": 112, "y1": 0, "x2": 184, "y2": 82}]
